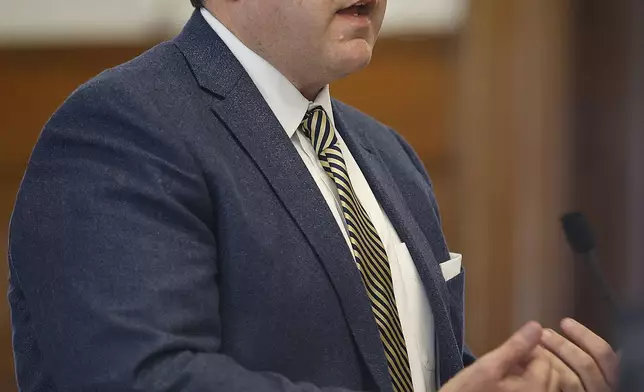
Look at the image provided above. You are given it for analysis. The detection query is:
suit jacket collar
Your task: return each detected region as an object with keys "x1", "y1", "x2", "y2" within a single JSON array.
[{"x1": 174, "y1": 10, "x2": 242, "y2": 99}]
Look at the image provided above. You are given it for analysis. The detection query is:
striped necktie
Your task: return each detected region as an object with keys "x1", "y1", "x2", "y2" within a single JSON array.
[{"x1": 300, "y1": 106, "x2": 413, "y2": 392}]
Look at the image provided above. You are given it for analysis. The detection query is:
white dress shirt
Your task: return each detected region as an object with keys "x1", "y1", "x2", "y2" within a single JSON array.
[{"x1": 202, "y1": 8, "x2": 437, "y2": 392}]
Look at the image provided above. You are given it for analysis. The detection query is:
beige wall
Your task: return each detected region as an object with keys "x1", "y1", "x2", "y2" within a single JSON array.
[{"x1": 0, "y1": 1, "x2": 464, "y2": 45}]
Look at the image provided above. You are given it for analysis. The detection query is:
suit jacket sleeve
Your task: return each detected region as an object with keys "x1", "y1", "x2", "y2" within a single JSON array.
[
  {"x1": 390, "y1": 130, "x2": 477, "y2": 368},
  {"x1": 8, "y1": 79, "x2": 364, "y2": 392}
]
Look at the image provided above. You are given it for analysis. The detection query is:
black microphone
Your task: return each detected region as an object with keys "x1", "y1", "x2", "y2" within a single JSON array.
[{"x1": 560, "y1": 212, "x2": 622, "y2": 319}]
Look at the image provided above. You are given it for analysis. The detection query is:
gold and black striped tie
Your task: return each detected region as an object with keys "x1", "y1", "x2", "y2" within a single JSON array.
[{"x1": 300, "y1": 106, "x2": 413, "y2": 392}]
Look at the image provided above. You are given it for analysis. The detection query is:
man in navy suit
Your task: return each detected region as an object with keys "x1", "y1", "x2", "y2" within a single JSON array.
[{"x1": 8, "y1": 1, "x2": 618, "y2": 391}]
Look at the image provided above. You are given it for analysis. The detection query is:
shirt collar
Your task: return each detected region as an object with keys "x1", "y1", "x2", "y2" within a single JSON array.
[{"x1": 201, "y1": 8, "x2": 335, "y2": 139}]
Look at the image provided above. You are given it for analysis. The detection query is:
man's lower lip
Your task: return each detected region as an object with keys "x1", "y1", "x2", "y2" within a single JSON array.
[{"x1": 335, "y1": 12, "x2": 373, "y2": 23}]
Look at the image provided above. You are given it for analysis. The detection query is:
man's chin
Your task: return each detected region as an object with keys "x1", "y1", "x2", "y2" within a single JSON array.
[{"x1": 334, "y1": 42, "x2": 374, "y2": 75}]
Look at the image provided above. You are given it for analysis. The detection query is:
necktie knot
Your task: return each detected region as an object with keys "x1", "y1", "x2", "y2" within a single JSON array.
[{"x1": 300, "y1": 106, "x2": 336, "y2": 156}]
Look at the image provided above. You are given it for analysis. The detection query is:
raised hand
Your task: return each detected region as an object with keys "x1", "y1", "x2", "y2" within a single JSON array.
[
  {"x1": 440, "y1": 322, "x2": 558, "y2": 392},
  {"x1": 540, "y1": 318, "x2": 619, "y2": 392}
]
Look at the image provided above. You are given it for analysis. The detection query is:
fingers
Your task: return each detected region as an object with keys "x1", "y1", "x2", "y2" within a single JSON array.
[
  {"x1": 441, "y1": 324, "x2": 543, "y2": 392},
  {"x1": 501, "y1": 355, "x2": 553, "y2": 392},
  {"x1": 485, "y1": 321, "x2": 543, "y2": 377},
  {"x1": 561, "y1": 318, "x2": 619, "y2": 388},
  {"x1": 536, "y1": 346, "x2": 585, "y2": 392},
  {"x1": 541, "y1": 328, "x2": 611, "y2": 392},
  {"x1": 525, "y1": 356, "x2": 555, "y2": 391}
]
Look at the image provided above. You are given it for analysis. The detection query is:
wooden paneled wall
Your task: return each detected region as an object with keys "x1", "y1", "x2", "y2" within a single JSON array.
[
  {"x1": 0, "y1": 37, "x2": 456, "y2": 391},
  {"x1": 453, "y1": 0, "x2": 573, "y2": 353},
  {"x1": 571, "y1": 0, "x2": 644, "y2": 339}
]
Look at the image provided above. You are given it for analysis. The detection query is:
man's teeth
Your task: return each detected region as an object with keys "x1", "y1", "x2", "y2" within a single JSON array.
[{"x1": 339, "y1": 2, "x2": 369, "y2": 16}]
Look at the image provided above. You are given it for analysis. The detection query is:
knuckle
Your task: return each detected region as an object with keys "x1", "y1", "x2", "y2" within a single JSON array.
[
  {"x1": 476, "y1": 359, "x2": 498, "y2": 380},
  {"x1": 580, "y1": 355, "x2": 597, "y2": 373},
  {"x1": 599, "y1": 344, "x2": 616, "y2": 365},
  {"x1": 533, "y1": 359, "x2": 551, "y2": 381},
  {"x1": 550, "y1": 337, "x2": 566, "y2": 352},
  {"x1": 486, "y1": 364, "x2": 504, "y2": 380}
]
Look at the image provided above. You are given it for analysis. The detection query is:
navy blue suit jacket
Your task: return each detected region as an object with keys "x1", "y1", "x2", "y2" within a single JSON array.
[{"x1": 8, "y1": 10, "x2": 474, "y2": 392}]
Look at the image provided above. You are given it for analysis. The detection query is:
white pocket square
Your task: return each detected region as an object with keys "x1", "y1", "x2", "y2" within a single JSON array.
[{"x1": 440, "y1": 253, "x2": 462, "y2": 281}]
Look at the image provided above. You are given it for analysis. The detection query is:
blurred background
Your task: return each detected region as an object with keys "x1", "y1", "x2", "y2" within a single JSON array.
[{"x1": 0, "y1": 0, "x2": 642, "y2": 390}]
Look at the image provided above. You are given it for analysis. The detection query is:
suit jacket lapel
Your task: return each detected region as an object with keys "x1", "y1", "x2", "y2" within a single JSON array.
[
  {"x1": 174, "y1": 11, "x2": 392, "y2": 391},
  {"x1": 332, "y1": 102, "x2": 464, "y2": 385}
]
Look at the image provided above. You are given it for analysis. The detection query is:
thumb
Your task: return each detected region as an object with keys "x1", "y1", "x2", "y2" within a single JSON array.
[{"x1": 483, "y1": 321, "x2": 543, "y2": 376}]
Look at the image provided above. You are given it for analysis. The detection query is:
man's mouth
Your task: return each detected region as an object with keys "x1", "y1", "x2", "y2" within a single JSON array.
[{"x1": 337, "y1": 0, "x2": 376, "y2": 17}]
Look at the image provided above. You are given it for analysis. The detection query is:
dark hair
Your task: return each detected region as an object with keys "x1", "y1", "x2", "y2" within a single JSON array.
[{"x1": 190, "y1": 0, "x2": 204, "y2": 7}]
